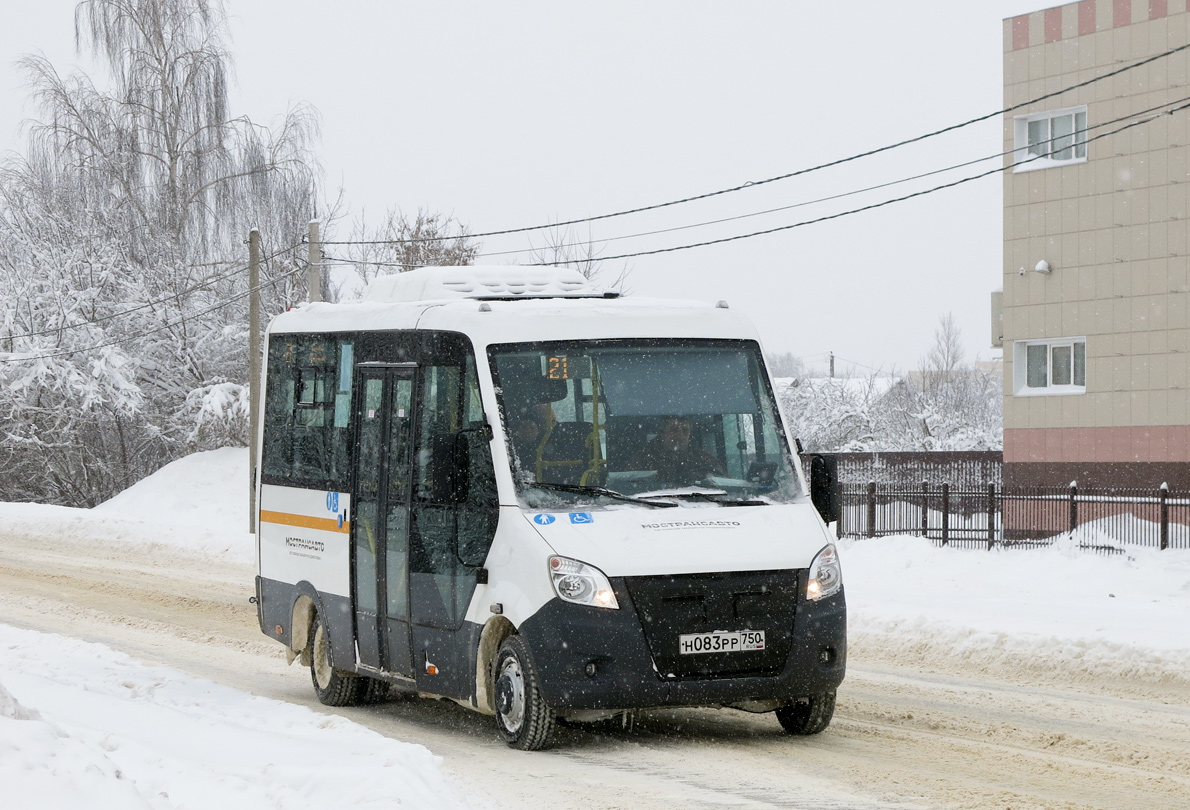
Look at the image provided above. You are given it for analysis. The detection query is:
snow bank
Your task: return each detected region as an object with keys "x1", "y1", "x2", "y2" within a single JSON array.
[
  {"x1": 1, "y1": 673, "x2": 155, "y2": 810},
  {"x1": 0, "y1": 625, "x2": 467, "y2": 810},
  {"x1": 841, "y1": 534, "x2": 1190, "y2": 685},
  {"x1": 0, "y1": 447, "x2": 253, "y2": 563},
  {"x1": 94, "y1": 446, "x2": 248, "y2": 533}
]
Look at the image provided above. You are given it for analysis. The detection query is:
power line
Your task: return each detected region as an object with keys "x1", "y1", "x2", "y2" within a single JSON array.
[
  {"x1": 321, "y1": 42, "x2": 1190, "y2": 248},
  {"x1": 827, "y1": 355, "x2": 894, "y2": 375},
  {"x1": 12, "y1": 101, "x2": 1179, "y2": 364},
  {"x1": 518, "y1": 98, "x2": 1190, "y2": 266},
  {"x1": 1, "y1": 241, "x2": 304, "y2": 342},
  {"x1": 16, "y1": 63, "x2": 1181, "y2": 355},
  {"x1": 326, "y1": 94, "x2": 1187, "y2": 268},
  {"x1": 322, "y1": 98, "x2": 1188, "y2": 272}
]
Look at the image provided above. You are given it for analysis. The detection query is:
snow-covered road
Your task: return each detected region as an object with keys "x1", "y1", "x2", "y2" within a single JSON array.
[{"x1": 2, "y1": 449, "x2": 1189, "y2": 809}]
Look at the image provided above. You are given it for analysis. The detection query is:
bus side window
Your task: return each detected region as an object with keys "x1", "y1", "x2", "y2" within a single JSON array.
[
  {"x1": 262, "y1": 339, "x2": 297, "y2": 479},
  {"x1": 261, "y1": 336, "x2": 353, "y2": 489}
]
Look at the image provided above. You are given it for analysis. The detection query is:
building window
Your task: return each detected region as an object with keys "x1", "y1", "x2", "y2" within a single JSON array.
[
  {"x1": 1013, "y1": 338, "x2": 1086, "y2": 396},
  {"x1": 1013, "y1": 107, "x2": 1087, "y2": 172}
]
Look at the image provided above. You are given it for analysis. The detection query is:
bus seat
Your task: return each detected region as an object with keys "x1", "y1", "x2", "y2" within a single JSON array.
[
  {"x1": 605, "y1": 418, "x2": 651, "y2": 471},
  {"x1": 538, "y1": 422, "x2": 595, "y2": 485}
]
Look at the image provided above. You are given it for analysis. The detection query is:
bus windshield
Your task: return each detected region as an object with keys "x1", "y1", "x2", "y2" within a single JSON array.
[{"x1": 489, "y1": 339, "x2": 803, "y2": 507}]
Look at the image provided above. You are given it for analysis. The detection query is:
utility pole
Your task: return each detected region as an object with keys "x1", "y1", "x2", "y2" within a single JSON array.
[
  {"x1": 248, "y1": 229, "x2": 261, "y2": 533},
  {"x1": 829, "y1": 352, "x2": 835, "y2": 379},
  {"x1": 307, "y1": 220, "x2": 322, "y2": 303}
]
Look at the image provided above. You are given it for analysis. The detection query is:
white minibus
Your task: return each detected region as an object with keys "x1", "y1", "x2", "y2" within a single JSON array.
[{"x1": 254, "y1": 266, "x2": 845, "y2": 749}]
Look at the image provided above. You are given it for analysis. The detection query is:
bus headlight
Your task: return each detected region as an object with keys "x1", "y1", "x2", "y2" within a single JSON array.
[
  {"x1": 548, "y1": 556, "x2": 619, "y2": 609},
  {"x1": 806, "y1": 544, "x2": 842, "y2": 601}
]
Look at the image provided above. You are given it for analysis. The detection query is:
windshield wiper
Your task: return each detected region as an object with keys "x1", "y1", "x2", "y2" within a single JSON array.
[
  {"x1": 528, "y1": 482, "x2": 678, "y2": 508},
  {"x1": 648, "y1": 490, "x2": 770, "y2": 507}
]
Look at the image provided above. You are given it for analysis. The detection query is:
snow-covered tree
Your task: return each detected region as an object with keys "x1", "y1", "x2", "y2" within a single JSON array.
[
  {"x1": 778, "y1": 375, "x2": 889, "y2": 452},
  {"x1": 881, "y1": 314, "x2": 1002, "y2": 451},
  {"x1": 0, "y1": 0, "x2": 317, "y2": 505},
  {"x1": 778, "y1": 315, "x2": 1002, "y2": 453}
]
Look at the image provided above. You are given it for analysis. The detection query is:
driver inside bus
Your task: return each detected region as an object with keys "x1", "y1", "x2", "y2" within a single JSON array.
[
  {"x1": 507, "y1": 407, "x2": 546, "y2": 478},
  {"x1": 629, "y1": 416, "x2": 720, "y2": 486}
]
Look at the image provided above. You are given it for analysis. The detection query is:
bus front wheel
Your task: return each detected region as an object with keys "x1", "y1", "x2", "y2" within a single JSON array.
[
  {"x1": 493, "y1": 635, "x2": 556, "y2": 750},
  {"x1": 309, "y1": 612, "x2": 361, "y2": 706},
  {"x1": 775, "y1": 691, "x2": 836, "y2": 735}
]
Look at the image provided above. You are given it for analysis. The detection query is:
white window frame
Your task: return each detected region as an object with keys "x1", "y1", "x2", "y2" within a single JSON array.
[
  {"x1": 1012, "y1": 337, "x2": 1086, "y2": 396},
  {"x1": 1013, "y1": 106, "x2": 1088, "y2": 172}
]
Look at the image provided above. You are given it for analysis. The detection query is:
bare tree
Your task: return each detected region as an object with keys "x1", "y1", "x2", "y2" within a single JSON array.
[
  {"x1": 766, "y1": 351, "x2": 807, "y2": 379},
  {"x1": 923, "y1": 312, "x2": 964, "y2": 378},
  {"x1": 340, "y1": 208, "x2": 479, "y2": 293},
  {"x1": 528, "y1": 223, "x2": 631, "y2": 290},
  {"x1": 883, "y1": 314, "x2": 1001, "y2": 450}
]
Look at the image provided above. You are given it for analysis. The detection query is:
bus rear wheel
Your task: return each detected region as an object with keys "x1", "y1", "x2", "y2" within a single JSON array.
[
  {"x1": 493, "y1": 635, "x2": 556, "y2": 750},
  {"x1": 776, "y1": 691, "x2": 836, "y2": 735},
  {"x1": 309, "y1": 612, "x2": 361, "y2": 706}
]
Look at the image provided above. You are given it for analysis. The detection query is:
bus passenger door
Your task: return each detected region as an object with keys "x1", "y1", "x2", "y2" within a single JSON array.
[{"x1": 352, "y1": 366, "x2": 415, "y2": 679}]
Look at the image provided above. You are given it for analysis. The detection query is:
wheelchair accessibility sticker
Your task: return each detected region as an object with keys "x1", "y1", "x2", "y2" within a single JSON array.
[
  {"x1": 568, "y1": 512, "x2": 594, "y2": 524},
  {"x1": 532, "y1": 514, "x2": 556, "y2": 525}
]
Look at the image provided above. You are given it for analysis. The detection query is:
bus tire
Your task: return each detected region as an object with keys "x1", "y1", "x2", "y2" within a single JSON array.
[
  {"x1": 357, "y1": 676, "x2": 391, "y2": 705},
  {"x1": 776, "y1": 691, "x2": 836, "y2": 735},
  {"x1": 309, "y1": 612, "x2": 361, "y2": 707},
  {"x1": 493, "y1": 635, "x2": 556, "y2": 750}
]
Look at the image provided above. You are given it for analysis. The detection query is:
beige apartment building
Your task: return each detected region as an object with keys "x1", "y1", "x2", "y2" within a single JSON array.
[{"x1": 1001, "y1": 0, "x2": 1190, "y2": 489}]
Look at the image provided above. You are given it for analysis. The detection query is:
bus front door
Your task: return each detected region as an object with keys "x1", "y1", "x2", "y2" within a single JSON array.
[{"x1": 352, "y1": 366, "x2": 415, "y2": 679}]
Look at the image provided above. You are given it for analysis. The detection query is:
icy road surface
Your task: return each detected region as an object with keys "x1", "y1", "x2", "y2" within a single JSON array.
[{"x1": 1, "y1": 449, "x2": 1188, "y2": 809}]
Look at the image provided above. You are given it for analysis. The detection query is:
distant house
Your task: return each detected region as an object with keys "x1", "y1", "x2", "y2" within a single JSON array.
[{"x1": 999, "y1": 0, "x2": 1190, "y2": 490}]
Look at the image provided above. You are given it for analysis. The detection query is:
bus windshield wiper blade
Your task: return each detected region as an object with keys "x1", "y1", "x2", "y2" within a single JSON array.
[
  {"x1": 650, "y1": 490, "x2": 769, "y2": 507},
  {"x1": 529, "y1": 482, "x2": 678, "y2": 508}
]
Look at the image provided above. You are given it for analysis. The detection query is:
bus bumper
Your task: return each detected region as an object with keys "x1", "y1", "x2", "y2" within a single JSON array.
[{"x1": 516, "y1": 581, "x2": 846, "y2": 712}]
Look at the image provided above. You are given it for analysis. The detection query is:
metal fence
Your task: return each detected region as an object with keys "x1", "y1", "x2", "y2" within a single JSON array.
[
  {"x1": 836, "y1": 481, "x2": 1190, "y2": 551},
  {"x1": 814, "y1": 451, "x2": 1003, "y2": 487}
]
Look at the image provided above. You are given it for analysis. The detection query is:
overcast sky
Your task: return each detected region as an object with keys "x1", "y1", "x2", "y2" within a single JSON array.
[{"x1": 0, "y1": 1, "x2": 1049, "y2": 374}]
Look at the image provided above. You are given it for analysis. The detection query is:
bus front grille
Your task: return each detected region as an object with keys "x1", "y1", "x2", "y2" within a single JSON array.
[{"x1": 622, "y1": 570, "x2": 800, "y2": 680}]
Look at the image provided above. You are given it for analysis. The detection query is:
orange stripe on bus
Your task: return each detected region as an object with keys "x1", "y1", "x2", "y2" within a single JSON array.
[{"x1": 259, "y1": 510, "x2": 350, "y2": 534}]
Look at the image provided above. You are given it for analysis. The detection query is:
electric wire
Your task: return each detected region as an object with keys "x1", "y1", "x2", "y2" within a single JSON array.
[
  {"x1": 1, "y1": 241, "x2": 305, "y2": 342},
  {"x1": 8, "y1": 52, "x2": 1185, "y2": 356},
  {"x1": 0, "y1": 254, "x2": 308, "y2": 364},
  {"x1": 322, "y1": 98, "x2": 1188, "y2": 270},
  {"x1": 319, "y1": 42, "x2": 1190, "y2": 248},
  {"x1": 516, "y1": 99, "x2": 1190, "y2": 266},
  {"x1": 320, "y1": 94, "x2": 1190, "y2": 269},
  {"x1": 824, "y1": 355, "x2": 894, "y2": 375}
]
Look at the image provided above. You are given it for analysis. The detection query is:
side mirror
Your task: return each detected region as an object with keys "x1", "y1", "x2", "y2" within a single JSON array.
[
  {"x1": 808, "y1": 454, "x2": 838, "y2": 524},
  {"x1": 450, "y1": 424, "x2": 495, "y2": 504},
  {"x1": 454, "y1": 425, "x2": 498, "y2": 568}
]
